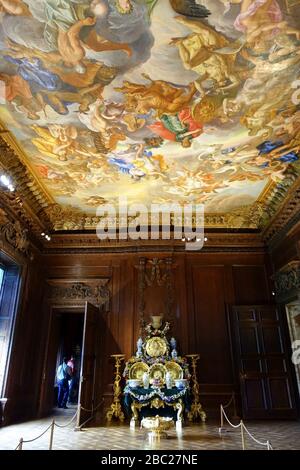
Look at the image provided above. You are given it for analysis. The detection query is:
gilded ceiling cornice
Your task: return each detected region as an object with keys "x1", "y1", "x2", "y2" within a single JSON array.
[
  {"x1": 0, "y1": 135, "x2": 52, "y2": 234},
  {"x1": 44, "y1": 200, "x2": 266, "y2": 231},
  {"x1": 262, "y1": 174, "x2": 300, "y2": 248},
  {"x1": 40, "y1": 231, "x2": 265, "y2": 254}
]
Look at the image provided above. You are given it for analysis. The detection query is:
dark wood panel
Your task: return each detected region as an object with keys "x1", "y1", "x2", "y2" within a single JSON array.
[
  {"x1": 271, "y1": 225, "x2": 300, "y2": 271},
  {"x1": 188, "y1": 265, "x2": 232, "y2": 385},
  {"x1": 233, "y1": 265, "x2": 270, "y2": 304}
]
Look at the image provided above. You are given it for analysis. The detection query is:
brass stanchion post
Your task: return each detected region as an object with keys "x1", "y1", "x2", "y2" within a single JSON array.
[
  {"x1": 49, "y1": 419, "x2": 55, "y2": 450},
  {"x1": 17, "y1": 438, "x2": 23, "y2": 450},
  {"x1": 106, "y1": 354, "x2": 125, "y2": 422},
  {"x1": 240, "y1": 420, "x2": 246, "y2": 450},
  {"x1": 219, "y1": 405, "x2": 224, "y2": 433}
]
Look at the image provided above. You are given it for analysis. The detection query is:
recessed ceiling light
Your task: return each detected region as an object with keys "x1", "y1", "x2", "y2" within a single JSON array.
[{"x1": 0, "y1": 174, "x2": 10, "y2": 186}]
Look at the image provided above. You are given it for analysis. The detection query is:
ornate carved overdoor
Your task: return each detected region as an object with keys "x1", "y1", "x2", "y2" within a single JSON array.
[
  {"x1": 47, "y1": 279, "x2": 111, "y2": 310},
  {"x1": 137, "y1": 257, "x2": 175, "y2": 332}
]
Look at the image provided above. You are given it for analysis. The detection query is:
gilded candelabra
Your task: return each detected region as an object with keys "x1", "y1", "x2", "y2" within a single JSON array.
[
  {"x1": 106, "y1": 354, "x2": 125, "y2": 422},
  {"x1": 186, "y1": 354, "x2": 206, "y2": 422}
]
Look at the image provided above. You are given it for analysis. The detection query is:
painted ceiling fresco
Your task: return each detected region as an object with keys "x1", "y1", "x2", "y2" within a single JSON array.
[{"x1": 0, "y1": 0, "x2": 300, "y2": 219}]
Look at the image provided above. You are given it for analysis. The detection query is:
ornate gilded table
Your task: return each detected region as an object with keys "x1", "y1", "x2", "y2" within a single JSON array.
[{"x1": 124, "y1": 385, "x2": 190, "y2": 429}]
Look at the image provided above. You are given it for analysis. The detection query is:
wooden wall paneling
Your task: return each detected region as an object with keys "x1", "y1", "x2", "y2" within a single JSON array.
[
  {"x1": 185, "y1": 257, "x2": 197, "y2": 354},
  {"x1": 271, "y1": 225, "x2": 300, "y2": 272},
  {"x1": 133, "y1": 256, "x2": 141, "y2": 354},
  {"x1": 173, "y1": 254, "x2": 189, "y2": 355},
  {"x1": 38, "y1": 305, "x2": 63, "y2": 417},
  {"x1": 117, "y1": 256, "x2": 134, "y2": 360},
  {"x1": 103, "y1": 262, "x2": 121, "y2": 403},
  {"x1": 190, "y1": 264, "x2": 232, "y2": 384},
  {"x1": 4, "y1": 256, "x2": 45, "y2": 424},
  {"x1": 233, "y1": 265, "x2": 271, "y2": 304}
]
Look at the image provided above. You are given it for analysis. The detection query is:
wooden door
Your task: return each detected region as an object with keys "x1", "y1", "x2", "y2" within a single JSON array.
[
  {"x1": 39, "y1": 310, "x2": 61, "y2": 416},
  {"x1": 76, "y1": 302, "x2": 102, "y2": 427},
  {"x1": 229, "y1": 305, "x2": 298, "y2": 419}
]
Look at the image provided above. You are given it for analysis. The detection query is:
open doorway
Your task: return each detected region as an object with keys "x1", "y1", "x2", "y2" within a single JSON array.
[
  {"x1": 54, "y1": 311, "x2": 84, "y2": 413},
  {"x1": 39, "y1": 307, "x2": 84, "y2": 417},
  {"x1": 39, "y1": 302, "x2": 104, "y2": 426}
]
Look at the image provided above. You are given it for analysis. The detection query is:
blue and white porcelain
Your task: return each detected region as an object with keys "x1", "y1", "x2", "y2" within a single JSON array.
[{"x1": 174, "y1": 379, "x2": 188, "y2": 390}]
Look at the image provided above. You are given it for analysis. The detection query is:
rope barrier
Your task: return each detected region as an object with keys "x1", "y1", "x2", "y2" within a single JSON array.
[
  {"x1": 241, "y1": 421, "x2": 271, "y2": 448},
  {"x1": 76, "y1": 399, "x2": 104, "y2": 430},
  {"x1": 54, "y1": 410, "x2": 78, "y2": 428},
  {"x1": 21, "y1": 422, "x2": 53, "y2": 443},
  {"x1": 14, "y1": 398, "x2": 104, "y2": 449},
  {"x1": 80, "y1": 399, "x2": 104, "y2": 413},
  {"x1": 220, "y1": 405, "x2": 241, "y2": 429},
  {"x1": 219, "y1": 402, "x2": 273, "y2": 450}
]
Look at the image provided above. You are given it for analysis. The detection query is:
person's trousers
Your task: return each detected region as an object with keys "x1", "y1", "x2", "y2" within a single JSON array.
[{"x1": 57, "y1": 379, "x2": 69, "y2": 407}]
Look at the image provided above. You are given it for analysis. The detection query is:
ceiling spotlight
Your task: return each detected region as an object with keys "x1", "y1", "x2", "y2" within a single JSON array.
[
  {"x1": 272, "y1": 291, "x2": 275, "y2": 296},
  {"x1": 41, "y1": 232, "x2": 51, "y2": 241},
  {"x1": 181, "y1": 237, "x2": 185, "y2": 242},
  {"x1": 204, "y1": 237, "x2": 208, "y2": 242},
  {"x1": 0, "y1": 174, "x2": 10, "y2": 186},
  {"x1": 196, "y1": 238, "x2": 201, "y2": 242},
  {"x1": 0, "y1": 174, "x2": 15, "y2": 191}
]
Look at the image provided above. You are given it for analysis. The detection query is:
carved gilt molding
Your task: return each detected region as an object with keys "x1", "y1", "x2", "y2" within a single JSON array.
[
  {"x1": 273, "y1": 262, "x2": 300, "y2": 300},
  {"x1": 0, "y1": 206, "x2": 34, "y2": 259},
  {"x1": 0, "y1": 136, "x2": 52, "y2": 228},
  {"x1": 44, "y1": 201, "x2": 267, "y2": 231},
  {"x1": 48, "y1": 280, "x2": 111, "y2": 310},
  {"x1": 262, "y1": 179, "x2": 300, "y2": 248},
  {"x1": 137, "y1": 257, "x2": 174, "y2": 332},
  {"x1": 39, "y1": 231, "x2": 265, "y2": 254}
]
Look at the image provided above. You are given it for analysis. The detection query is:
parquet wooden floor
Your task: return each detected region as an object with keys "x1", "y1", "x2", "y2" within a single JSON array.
[{"x1": 0, "y1": 407, "x2": 299, "y2": 450}]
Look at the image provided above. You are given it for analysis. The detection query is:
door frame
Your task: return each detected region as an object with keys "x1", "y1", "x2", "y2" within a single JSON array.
[{"x1": 38, "y1": 304, "x2": 85, "y2": 417}]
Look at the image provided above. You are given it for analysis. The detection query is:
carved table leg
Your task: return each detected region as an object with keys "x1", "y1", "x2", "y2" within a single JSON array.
[
  {"x1": 130, "y1": 401, "x2": 139, "y2": 428},
  {"x1": 175, "y1": 399, "x2": 184, "y2": 422}
]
